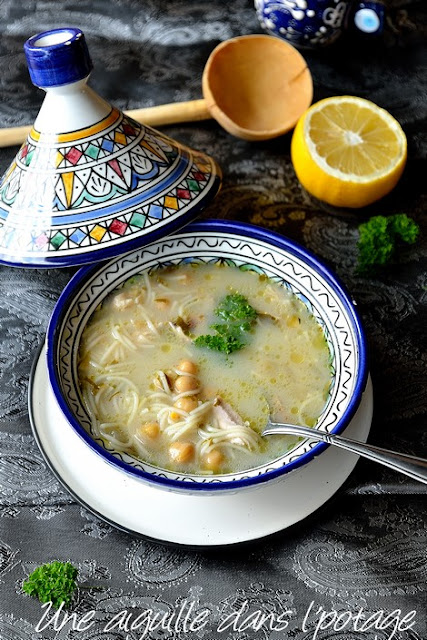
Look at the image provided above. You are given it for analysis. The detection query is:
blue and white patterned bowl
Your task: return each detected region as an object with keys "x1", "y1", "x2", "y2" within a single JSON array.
[{"x1": 46, "y1": 220, "x2": 368, "y2": 493}]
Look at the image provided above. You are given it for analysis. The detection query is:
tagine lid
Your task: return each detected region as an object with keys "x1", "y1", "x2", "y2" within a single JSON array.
[{"x1": 0, "y1": 28, "x2": 221, "y2": 268}]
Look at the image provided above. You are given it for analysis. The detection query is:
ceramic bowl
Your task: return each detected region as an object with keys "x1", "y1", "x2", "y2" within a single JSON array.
[{"x1": 46, "y1": 219, "x2": 368, "y2": 493}]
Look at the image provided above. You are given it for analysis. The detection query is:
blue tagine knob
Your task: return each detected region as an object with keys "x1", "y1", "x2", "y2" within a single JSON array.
[
  {"x1": 0, "y1": 28, "x2": 221, "y2": 268},
  {"x1": 24, "y1": 28, "x2": 93, "y2": 87}
]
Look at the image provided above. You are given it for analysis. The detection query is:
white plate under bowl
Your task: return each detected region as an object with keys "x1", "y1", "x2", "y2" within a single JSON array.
[{"x1": 29, "y1": 345, "x2": 373, "y2": 547}]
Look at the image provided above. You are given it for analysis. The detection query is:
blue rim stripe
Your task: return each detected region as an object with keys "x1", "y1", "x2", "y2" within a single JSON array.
[{"x1": 46, "y1": 219, "x2": 369, "y2": 492}]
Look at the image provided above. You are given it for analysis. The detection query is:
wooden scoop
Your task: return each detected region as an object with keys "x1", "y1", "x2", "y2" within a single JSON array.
[
  {"x1": 0, "y1": 34, "x2": 312, "y2": 148},
  {"x1": 202, "y1": 35, "x2": 313, "y2": 141}
]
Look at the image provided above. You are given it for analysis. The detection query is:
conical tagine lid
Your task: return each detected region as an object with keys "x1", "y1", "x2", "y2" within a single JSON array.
[{"x1": 0, "y1": 28, "x2": 221, "y2": 267}]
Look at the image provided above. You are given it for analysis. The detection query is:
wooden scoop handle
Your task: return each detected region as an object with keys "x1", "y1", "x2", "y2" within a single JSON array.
[
  {"x1": 128, "y1": 99, "x2": 210, "y2": 127},
  {"x1": 0, "y1": 99, "x2": 211, "y2": 148}
]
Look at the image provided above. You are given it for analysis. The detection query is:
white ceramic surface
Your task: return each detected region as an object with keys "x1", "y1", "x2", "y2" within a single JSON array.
[
  {"x1": 30, "y1": 345, "x2": 373, "y2": 546},
  {"x1": 34, "y1": 79, "x2": 111, "y2": 132}
]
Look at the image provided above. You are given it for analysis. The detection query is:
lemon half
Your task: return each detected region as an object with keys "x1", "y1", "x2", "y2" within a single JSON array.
[{"x1": 291, "y1": 96, "x2": 407, "y2": 208}]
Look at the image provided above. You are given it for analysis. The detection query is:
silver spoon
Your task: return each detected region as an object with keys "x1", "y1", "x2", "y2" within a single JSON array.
[{"x1": 262, "y1": 420, "x2": 427, "y2": 485}]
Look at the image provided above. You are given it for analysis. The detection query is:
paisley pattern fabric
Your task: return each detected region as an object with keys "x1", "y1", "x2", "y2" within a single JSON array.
[{"x1": 0, "y1": 0, "x2": 426, "y2": 638}]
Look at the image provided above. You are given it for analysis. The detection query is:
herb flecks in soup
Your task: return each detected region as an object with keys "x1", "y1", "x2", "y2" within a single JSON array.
[{"x1": 78, "y1": 264, "x2": 332, "y2": 475}]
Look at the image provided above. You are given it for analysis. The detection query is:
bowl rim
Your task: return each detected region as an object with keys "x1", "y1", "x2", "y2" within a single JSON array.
[{"x1": 46, "y1": 219, "x2": 369, "y2": 492}]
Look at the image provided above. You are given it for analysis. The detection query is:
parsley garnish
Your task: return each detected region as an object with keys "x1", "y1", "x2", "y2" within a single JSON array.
[
  {"x1": 194, "y1": 293, "x2": 258, "y2": 355},
  {"x1": 22, "y1": 561, "x2": 78, "y2": 609},
  {"x1": 357, "y1": 214, "x2": 419, "y2": 274},
  {"x1": 215, "y1": 293, "x2": 258, "y2": 323}
]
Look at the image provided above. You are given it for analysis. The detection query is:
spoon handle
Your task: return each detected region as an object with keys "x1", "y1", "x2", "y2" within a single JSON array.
[
  {"x1": 0, "y1": 99, "x2": 211, "y2": 148},
  {"x1": 264, "y1": 423, "x2": 427, "y2": 485}
]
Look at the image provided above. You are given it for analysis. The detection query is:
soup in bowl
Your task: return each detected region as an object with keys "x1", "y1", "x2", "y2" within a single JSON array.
[{"x1": 47, "y1": 220, "x2": 368, "y2": 492}]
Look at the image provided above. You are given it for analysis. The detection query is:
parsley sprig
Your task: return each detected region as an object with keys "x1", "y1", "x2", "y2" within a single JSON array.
[
  {"x1": 194, "y1": 293, "x2": 258, "y2": 355},
  {"x1": 23, "y1": 561, "x2": 78, "y2": 609},
  {"x1": 357, "y1": 214, "x2": 419, "y2": 274}
]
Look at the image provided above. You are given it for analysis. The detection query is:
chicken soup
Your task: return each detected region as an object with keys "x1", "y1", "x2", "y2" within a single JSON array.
[{"x1": 78, "y1": 263, "x2": 333, "y2": 474}]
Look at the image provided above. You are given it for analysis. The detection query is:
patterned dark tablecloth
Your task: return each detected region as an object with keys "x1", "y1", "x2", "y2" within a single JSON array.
[{"x1": 0, "y1": 1, "x2": 426, "y2": 639}]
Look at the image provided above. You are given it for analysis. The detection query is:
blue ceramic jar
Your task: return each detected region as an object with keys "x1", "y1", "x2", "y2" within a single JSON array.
[{"x1": 255, "y1": 0, "x2": 385, "y2": 48}]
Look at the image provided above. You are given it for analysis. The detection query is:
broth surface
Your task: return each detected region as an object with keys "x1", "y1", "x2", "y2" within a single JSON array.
[{"x1": 78, "y1": 263, "x2": 332, "y2": 474}]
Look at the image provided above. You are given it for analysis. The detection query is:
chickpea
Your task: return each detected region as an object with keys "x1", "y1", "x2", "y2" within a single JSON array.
[
  {"x1": 203, "y1": 449, "x2": 224, "y2": 472},
  {"x1": 175, "y1": 375, "x2": 199, "y2": 393},
  {"x1": 169, "y1": 409, "x2": 181, "y2": 422},
  {"x1": 169, "y1": 441, "x2": 194, "y2": 464},
  {"x1": 174, "y1": 396, "x2": 198, "y2": 413},
  {"x1": 139, "y1": 422, "x2": 160, "y2": 439},
  {"x1": 176, "y1": 360, "x2": 198, "y2": 375}
]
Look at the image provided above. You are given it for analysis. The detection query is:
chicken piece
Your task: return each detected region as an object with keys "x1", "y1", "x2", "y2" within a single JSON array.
[
  {"x1": 211, "y1": 398, "x2": 246, "y2": 446},
  {"x1": 168, "y1": 320, "x2": 192, "y2": 343},
  {"x1": 112, "y1": 291, "x2": 135, "y2": 310}
]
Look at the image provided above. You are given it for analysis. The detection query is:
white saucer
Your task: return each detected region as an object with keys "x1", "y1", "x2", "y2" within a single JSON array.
[{"x1": 29, "y1": 345, "x2": 373, "y2": 547}]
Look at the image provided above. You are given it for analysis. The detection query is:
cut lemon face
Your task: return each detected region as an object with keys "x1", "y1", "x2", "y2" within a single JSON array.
[{"x1": 291, "y1": 96, "x2": 407, "y2": 208}]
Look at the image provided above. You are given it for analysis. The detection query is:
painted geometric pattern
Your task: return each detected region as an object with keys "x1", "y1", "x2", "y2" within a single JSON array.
[
  {"x1": 0, "y1": 115, "x2": 177, "y2": 212},
  {"x1": 0, "y1": 109, "x2": 219, "y2": 257},
  {"x1": 18, "y1": 115, "x2": 142, "y2": 172},
  {"x1": 27, "y1": 162, "x2": 211, "y2": 252}
]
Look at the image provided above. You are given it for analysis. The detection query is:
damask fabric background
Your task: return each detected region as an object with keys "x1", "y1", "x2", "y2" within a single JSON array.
[{"x1": 0, "y1": 1, "x2": 426, "y2": 639}]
